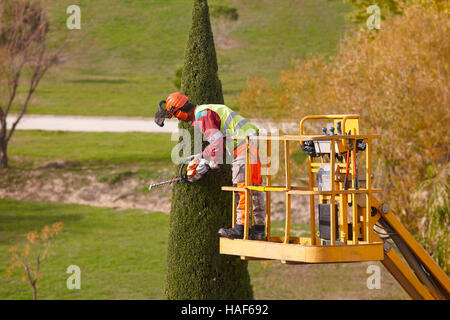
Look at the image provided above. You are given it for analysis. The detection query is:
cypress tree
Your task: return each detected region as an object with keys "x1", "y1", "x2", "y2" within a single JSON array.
[{"x1": 165, "y1": 0, "x2": 253, "y2": 299}]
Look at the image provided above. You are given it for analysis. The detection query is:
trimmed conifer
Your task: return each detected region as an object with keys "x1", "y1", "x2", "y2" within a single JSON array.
[{"x1": 165, "y1": 0, "x2": 253, "y2": 300}]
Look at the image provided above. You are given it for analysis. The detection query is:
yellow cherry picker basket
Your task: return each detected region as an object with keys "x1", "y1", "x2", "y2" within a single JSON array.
[{"x1": 219, "y1": 114, "x2": 450, "y2": 300}]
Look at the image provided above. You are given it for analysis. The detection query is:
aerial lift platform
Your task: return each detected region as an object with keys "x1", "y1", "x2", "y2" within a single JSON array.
[{"x1": 220, "y1": 114, "x2": 450, "y2": 300}]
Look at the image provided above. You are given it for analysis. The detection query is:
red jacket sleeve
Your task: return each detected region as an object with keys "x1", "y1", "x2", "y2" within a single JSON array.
[{"x1": 194, "y1": 109, "x2": 225, "y2": 163}]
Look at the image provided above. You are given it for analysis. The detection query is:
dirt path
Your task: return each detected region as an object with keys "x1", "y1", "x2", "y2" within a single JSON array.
[
  {"x1": 6, "y1": 114, "x2": 179, "y2": 133},
  {"x1": 6, "y1": 114, "x2": 298, "y2": 133},
  {"x1": 0, "y1": 169, "x2": 173, "y2": 213}
]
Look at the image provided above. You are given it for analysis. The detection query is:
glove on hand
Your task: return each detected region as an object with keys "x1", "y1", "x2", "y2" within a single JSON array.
[{"x1": 187, "y1": 158, "x2": 210, "y2": 181}]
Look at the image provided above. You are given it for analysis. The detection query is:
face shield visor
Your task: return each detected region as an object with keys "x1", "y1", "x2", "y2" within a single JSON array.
[{"x1": 154, "y1": 100, "x2": 171, "y2": 127}]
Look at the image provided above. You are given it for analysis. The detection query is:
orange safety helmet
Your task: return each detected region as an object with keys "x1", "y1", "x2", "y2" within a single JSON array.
[{"x1": 154, "y1": 92, "x2": 193, "y2": 127}]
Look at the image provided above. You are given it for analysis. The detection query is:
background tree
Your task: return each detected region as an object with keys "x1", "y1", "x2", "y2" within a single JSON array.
[
  {"x1": 165, "y1": 0, "x2": 253, "y2": 299},
  {"x1": 7, "y1": 222, "x2": 64, "y2": 300},
  {"x1": 0, "y1": 0, "x2": 66, "y2": 168}
]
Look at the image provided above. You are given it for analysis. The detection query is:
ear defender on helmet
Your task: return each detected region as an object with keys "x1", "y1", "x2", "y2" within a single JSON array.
[{"x1": 174, "y1": 101, "x2": 194, "y2": 121}]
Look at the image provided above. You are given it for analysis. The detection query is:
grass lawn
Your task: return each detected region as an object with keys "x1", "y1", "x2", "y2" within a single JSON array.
[
  {"x1": 7, "y1": 131, "x2": 175, "y2": 168},
  {"x1": 3, "y1": 130, "x2": 178, "y2": 193},
  {"x1": 10, "y1": 0, "x2": 352, "y2": 116},
  {"x1": 0, "y1": 199, "x2": 408, "y2": 300},
  {"x1": 0, "y1": 198, "x2": 169, "y2": 299}
]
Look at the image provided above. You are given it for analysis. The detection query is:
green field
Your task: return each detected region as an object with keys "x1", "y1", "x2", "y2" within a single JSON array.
[
  {"x1": 0, "y1": 199, "x2": 169, "y2": 299},
  {"x1": 11, "y1": 0, "x2": 351, "y2": 116},
  {"x1": 0, "y1": 199, "x2": 408, "y2": 300},
  {"x1": 8, "y1": 131, "x2": 174, "y2": 168},
  {"x1": 3, "y1": 130, "x2": 178, "y2": 193}
]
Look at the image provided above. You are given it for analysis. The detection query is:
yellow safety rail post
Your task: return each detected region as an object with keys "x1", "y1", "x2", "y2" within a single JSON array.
[
  {"x1": 308, "y1": 155, "x2": 316, "y2": 245},
  {"x1": 266, "y1": 139, "x2": 272, "y2": 241},
  {"x1": 232, "y1": 189, "x2": 236, "y2": 228},
  {"x1": 243, "y1": 136, "x2": 250, "y2": 240},
  {"x1": 330, "y1": 136, "x2": 336, "y2": 245},
  {"x1": 351, "y1": 136, "x2": 358, "y2": 244},
  {"x1": 365, "y1": 137, "x2": 372, "y2": 242},
  {"x1": 341, "y1": 192, "x2": 348, "y2": 244},
  {"x1": 284, "y1": 140, "x2": 291, "y2": 245}
]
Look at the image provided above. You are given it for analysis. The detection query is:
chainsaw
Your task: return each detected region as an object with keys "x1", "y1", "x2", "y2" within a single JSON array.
[{"x1": 148, "y1": 158, "x2": 211, "y2": 190}]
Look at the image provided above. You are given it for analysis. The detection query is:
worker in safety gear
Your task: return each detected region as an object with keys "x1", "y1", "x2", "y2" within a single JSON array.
[{"x1": 155, "y1": 92, "x2": 266, "y2": 240}]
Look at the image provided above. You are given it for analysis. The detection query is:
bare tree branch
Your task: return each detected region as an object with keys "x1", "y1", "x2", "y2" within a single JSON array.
[{"x1": 0, "y1": 0, "x2": 68, "y2": 167}]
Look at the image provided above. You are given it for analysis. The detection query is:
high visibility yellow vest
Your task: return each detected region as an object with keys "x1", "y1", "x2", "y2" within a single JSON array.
[
  {"x1": 194, "y1": 104, "x2": 258, "y2": 139},
  {"x1": 194, "y1": 104, "x2": 259, "y2": 162}
]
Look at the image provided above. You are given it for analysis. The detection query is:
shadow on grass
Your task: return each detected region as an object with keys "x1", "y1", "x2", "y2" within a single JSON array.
[
  {"x1": 0, "y1": 212, "x2": 82, "y2": 226},
  {"x1": 0, "y1": 199, "x2": 86, "y2": 244},
  {"x1": 36, "y1": 160, "x2": 83, "y2": 170}
]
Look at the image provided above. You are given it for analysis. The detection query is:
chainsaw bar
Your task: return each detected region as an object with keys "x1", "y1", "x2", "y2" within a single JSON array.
[{"x1": 148, "y1": 176, "x2": 183, "y2": 190}]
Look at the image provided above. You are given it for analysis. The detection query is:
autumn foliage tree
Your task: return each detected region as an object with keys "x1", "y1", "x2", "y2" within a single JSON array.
[{"x1": 7, "y1": 222, "x2": 64, "y2": 300}]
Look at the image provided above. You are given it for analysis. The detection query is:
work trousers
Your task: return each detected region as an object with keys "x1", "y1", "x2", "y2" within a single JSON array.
[{"x1": 232, "y1": 160, "x2": 265, "y2": 226}]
